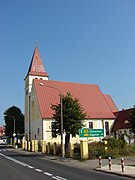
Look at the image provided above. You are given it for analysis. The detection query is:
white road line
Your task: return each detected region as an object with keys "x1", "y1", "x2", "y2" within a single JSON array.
[
  {"x1": 44, "y1": 172, "x2": 53, "y2": 176},
  {"x1": 56, "y1": 176, "x2": 68, "y2": 180},
  {"x1": 0, "y1": 152, "x2": 28, "y2": 167},
  {"x1": 0, "y1": 153, "x2": 5, "y2": 157},
  {"x1": 27, "y1": 165, "x2": 34, "y2": 169},
  {"x1": 0, "y1": 152, "x2": 68, "y2": 180},
  {"x1": 35, "y1": 169, "x2": 43, "y2": 172},
  {"x1": 5, "y1": 156, "x2": 28, "y2": 167},
  {"x1": 52, "y1": 177, "x2": 60, "y2": 180}
]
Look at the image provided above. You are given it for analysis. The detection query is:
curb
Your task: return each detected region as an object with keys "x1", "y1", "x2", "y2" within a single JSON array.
[{"x1": 94, "y1": 168, "x2": 135, "y2": 179}]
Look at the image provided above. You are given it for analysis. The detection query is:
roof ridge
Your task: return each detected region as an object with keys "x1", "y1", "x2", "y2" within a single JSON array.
[{"x1": 37, "y1": 79, "x2": 97, "y2": 86}]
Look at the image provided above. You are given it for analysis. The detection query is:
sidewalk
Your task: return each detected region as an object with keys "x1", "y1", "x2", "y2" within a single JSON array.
[
  {"x1": 13, "y1": 148, "x2": 135, "y2": 179},
  {"x1": 95, "y1": 164, "x2": 135, "y2": 179},
  {"x1": 45, "y1": 155, "x2": 135, "y2": 179}
]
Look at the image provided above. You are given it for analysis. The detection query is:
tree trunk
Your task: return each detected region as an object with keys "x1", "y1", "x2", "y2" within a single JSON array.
[{"x1": 65, "y1": 133, "x2": 70, "y2": 156}]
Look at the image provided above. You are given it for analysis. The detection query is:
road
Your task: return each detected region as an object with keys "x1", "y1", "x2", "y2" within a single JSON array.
[{"x1": 0, "y1": 145, "x2": 133, "y2": 180}]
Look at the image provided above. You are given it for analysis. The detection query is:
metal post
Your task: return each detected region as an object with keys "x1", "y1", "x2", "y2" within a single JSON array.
[
  {"x1": 40, "y1": 83, "x2": 65, "y2": 158},
  {"x1": 60, "y1": 94, "x2": 64, "y2": 158},
  {"x1": 121, "y1": 157, "x2": 125, "y2": 172},
  {"x1": 108, "y1": 156, "x2": 112, "y2": 170},
  {"x1": 13, "y1": 116, "x2": 16, "y2": 147},
  {"x1": 6, "y1": 115, "x2": 16, "y2": 147},
  {"x1": 13, "y1": 117, "x2": 15, "y2": 135},
  {"x1": 99, "y1": 156, "x2": 102, "y2": 168}
]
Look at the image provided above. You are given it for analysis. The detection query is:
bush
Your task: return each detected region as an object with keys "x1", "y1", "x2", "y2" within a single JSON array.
[
  {"x1": 88, "y1": 138, "x2": 135, "y2": 159},
  {"x1": 88, "y1": 141, "x2": 105, "y2": 159}
]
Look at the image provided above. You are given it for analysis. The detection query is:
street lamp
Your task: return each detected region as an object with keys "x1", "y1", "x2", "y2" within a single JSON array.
[
  {"x1": 40, "y1": 83, "x2": 64, "y2": 158},
  {"x1": 6, "y1": 115, "x2": 16, "y2": 146}
]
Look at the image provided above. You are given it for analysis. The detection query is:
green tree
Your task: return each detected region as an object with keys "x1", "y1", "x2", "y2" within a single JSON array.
[
  {"x1": 129, "y1": 106, "x2": 135, "y2": 134},
  {"x1": 51, "y1": 92, "x2": 87, "y2": 154},
  {"x1": 4, "y1": 106, "x2": 24, "y2": 137}
]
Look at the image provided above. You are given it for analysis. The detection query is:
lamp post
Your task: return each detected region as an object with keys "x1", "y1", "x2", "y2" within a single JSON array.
[
  {"x1": 60, "y1": 93, "x2": 64, "y2": 158},
  {"x1": 40, "y1": 83, "x2": 64, "y2": 158},
  {"x1": 6, "y1": 115, "x2": 16, "y2": 146}
]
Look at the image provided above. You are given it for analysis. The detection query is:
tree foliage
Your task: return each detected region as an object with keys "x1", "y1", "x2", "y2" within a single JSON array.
[
  {"x1": 51, "y1": 92, "x2": 87, "y2": 143},
  {"x1": 4, "y1": 106, "x2": 24, "y2": 136},
  {"x1": 129, "y1": 106, "x2": 135, "y2": 134}
]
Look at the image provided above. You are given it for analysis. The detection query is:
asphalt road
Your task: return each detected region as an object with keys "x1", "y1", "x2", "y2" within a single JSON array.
[{"x1": 0, "y1": 146, "x2": 133, "y2": 180}]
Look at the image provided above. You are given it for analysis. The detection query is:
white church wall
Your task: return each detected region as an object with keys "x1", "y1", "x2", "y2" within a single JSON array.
[{"x1": 31, "y1": 118, "x2": 42, "y2": 141}]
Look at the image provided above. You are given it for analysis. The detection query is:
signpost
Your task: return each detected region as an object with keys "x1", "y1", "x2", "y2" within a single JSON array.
[
  {"x1": 79, "y1": 128, "x2": 104, "y2": 138},
  {"x1": 13, "y1": 133, "x2": 16, "y2": 137}
]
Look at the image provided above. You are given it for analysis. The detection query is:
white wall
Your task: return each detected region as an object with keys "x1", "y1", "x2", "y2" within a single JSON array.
[{"x1": 30, "y1": 118, "x2": 42, "y2": 141}]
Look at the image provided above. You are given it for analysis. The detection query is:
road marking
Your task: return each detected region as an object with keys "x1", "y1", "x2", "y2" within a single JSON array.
[
  {"x1": 52, "y1": 177, "x2": 60, "y2": 180},
  {"x1": 44, "y1": 172, "x2": 53, "y2": 176},
  {"x1": 27, "y1": 165, "x2": 34, "y2": 169},
  {"x1": 5, "y1": 156, "x2": 28, "y2": 167},
  {"x1": 0, "y1": 152, "x2": 68, "y2": 180},
  {"x1": 56, "y1": 176, "x2": 68, "y2": 180},
  {"x1": 35, "y1": 168, "x2": 43, "y2": 172},
  {"x1": 0, "y1": 153, "x2": 6, "y2": 157},
  {"x1": 0, "y1": 152, "x2": 28, "y2": 167}
]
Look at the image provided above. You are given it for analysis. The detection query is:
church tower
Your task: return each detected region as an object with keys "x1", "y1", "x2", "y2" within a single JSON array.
[{"x1": 24, "y1": 45, "x2": 48, "y2": 140}]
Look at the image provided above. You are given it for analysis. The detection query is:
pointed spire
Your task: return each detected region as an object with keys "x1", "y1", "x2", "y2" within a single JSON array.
[
  {"x1": 36, "y1": 40, "x2": 38, "y2": 48},
  {"x1": 25, "y1": 44, "x2": 48, "y2": 78}
]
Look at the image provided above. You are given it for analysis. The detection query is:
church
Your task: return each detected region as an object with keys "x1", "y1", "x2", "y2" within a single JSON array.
[{"x1": 24, "y1": 45, "x2": 118, "y2": 144}]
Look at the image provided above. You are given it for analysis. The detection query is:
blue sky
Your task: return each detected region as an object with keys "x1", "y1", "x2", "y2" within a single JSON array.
[{"x1": 0, "y1": 0, "x2": 135, "y2": 126}]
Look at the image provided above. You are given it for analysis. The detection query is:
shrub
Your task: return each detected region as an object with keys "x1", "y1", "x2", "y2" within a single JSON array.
[{"x1": 88, "y1": 138, "x2": 135, "y2": 159}]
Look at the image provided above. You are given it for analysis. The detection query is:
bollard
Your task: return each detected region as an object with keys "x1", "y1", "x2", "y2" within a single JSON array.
[
  {"x1": 108, "y1": 157, "x2": 112, "y2": 170},
  {"x1": 28, "y1": 141, "x2": 31, "y2": 151},
  {"x1": 99, "y1": 156, "x2": 102, "y2": 168},
  {"x1": 53, "y1": 142, "x2": 57, "y2": 155},
  {"x1": 22, "y1": 140, "x2": 25, "y2": 150},
  {"x1": 35, "y1": 140, "x2": 38, "y2": 152},
  {"x1": 121, "y1": 158, "x2": 124, "y2": 172}
]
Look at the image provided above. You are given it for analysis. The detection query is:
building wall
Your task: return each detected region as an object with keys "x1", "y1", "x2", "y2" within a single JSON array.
[
  {"x1": 43, "y1": 120, "x2": 61, "y2": 143},
  {"x1": 30, "y1": 85, "x2": 42, "y2": 140},
  {"x1": 27, "y1": 77, "x2": 115, "y2": 143},
  {"x1": 42, "y1": 118, "x2": 115, "y2": 144},
  {"x1": 24, "y1": 74, "x2": 48, "y2": 140},
  {"x1": 115, "y1": 129, "x2": 134, "y2": 144}
]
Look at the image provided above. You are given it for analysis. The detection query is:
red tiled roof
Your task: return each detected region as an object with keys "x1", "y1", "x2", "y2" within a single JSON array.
[
  {"x1": 25, "y1": 46, "x2": 48, "y2": 78},
  {"x1": 104, "y1": 94, "x2": 118, "y2": 112},
  {"x1": 112, "y1": 109, "x2": 132, "y2": 131},
  {"x1": 0, "y1": 126, "x2": 4, "y2": 132},
  {"x1": 34, "y1": 79, "x2": 116, "y2": 119}
]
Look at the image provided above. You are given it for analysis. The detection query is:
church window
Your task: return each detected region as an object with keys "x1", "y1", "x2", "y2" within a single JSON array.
[
  {"x1": 89, "y1": 122, "x2": 93, "y2": 129},
  {"x1": 105, "y1": 122, "x2": 109, "y2": 135}
]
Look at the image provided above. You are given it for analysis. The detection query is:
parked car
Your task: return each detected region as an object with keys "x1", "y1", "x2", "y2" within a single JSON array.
[{"x1": 0, "y1": 139, "x2": 7, "y2": 145}]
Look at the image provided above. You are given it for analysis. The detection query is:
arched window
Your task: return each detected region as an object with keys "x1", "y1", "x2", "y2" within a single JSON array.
[
  {"x1": 89, "y1": 122, "x2": 93, "y2": 129},
  {"x1": 105, "y1": 122, "x2": 109, "y2": 135}
]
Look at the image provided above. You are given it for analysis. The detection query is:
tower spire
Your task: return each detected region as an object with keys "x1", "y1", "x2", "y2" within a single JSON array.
[
  {"x1": 25, "y1": 45, "x2": 49, "y2": 79},
  {"x1": 36, "y1": 40, "x2": 38, "y2": 48}
]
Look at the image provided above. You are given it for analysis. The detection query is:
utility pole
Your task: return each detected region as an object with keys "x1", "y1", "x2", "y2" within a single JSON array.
[{"x1": 40, "y1": 83, "x2": 65, "y2": 158}]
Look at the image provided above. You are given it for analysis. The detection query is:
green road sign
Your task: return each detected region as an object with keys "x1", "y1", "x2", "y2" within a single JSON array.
[{"x1": 79, "y1": 128, "x2": 104, "y2": 138}]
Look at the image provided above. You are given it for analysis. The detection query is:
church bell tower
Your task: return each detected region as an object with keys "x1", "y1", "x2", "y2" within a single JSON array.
[{"x1": 24, "y1": 45, "x2": 49, "y2": 140}]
